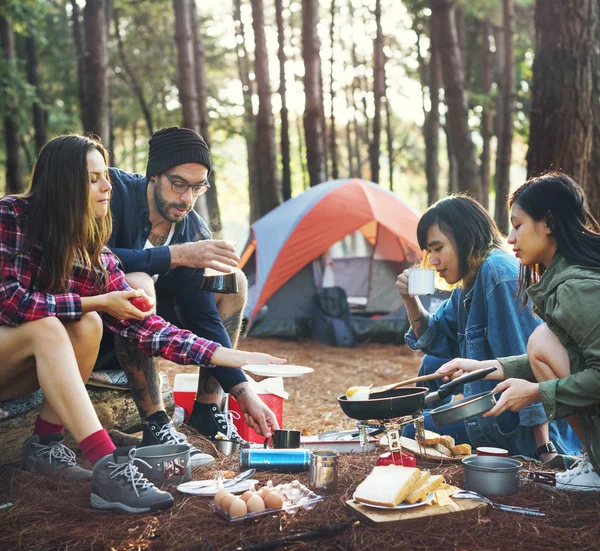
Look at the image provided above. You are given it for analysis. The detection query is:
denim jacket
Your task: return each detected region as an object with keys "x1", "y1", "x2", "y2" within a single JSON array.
[
  {"x1": 106, "y1": 168, "x2": 247, "y2": 392},
  {"x1": 405, "y1": 249, "x2": 581, "y2": 457}
]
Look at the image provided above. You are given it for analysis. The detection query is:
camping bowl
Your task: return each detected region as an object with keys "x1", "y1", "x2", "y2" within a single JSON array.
[
  {"x1": 214, "y1": 439, "x2": 240, "y2": 456},
  {"x1": 462, "y1": 455, "x2": 522, "y2": 496},
  {"x1": 135, "y1": 444, "x2": 192, "y2": 486}
]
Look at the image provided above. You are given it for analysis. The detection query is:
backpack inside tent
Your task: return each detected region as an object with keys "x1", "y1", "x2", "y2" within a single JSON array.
[{"x1": 240, "y1": 178, "x2": 447, "y2": 345}]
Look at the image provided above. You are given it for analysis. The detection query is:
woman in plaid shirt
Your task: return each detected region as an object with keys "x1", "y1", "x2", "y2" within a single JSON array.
[{"x1": 0, "y1": 134, "x2": 285, "y2": 513}]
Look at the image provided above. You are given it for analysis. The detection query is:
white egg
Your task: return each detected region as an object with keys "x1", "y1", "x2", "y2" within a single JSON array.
[{"x1": 348, "y1": 387, "x2": 371, "y2": 401}]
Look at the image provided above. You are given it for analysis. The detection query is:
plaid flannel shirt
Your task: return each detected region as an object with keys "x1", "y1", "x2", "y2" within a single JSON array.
[{"x1": 0, "y1": 196, "x2": 219, "y2": 366}]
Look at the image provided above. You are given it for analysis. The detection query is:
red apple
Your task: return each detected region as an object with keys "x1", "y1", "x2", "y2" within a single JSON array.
[{"x1": 129, "y1": 294, "x2": 154, "y2": 312}]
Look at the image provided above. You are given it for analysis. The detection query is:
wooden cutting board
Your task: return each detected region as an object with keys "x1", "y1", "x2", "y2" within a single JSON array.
[{"x1": 345, "y1": 486, "x2": 487, "y2": 527}]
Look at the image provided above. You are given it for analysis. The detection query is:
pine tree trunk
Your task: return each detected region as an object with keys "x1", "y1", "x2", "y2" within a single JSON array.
[
  {"x1": 369, "y1": 0, "x2": 384, "y2": 184},
  {"x1": 173, "y1": 0, "x2": 209, "y2": 222},
  {"x1": 190, "y1": 1, "x2": 221, "y2": 233},
  {"x1": 250, "y1": 0, "x2": 282, "y2": 213},
  {"x1": 432, "y1": 0, "x2": 480, "y2": 200},
  {"x1": 384, "y1": 58, "x2": 394, "y2": 191},
  {"x1": 345, "y1": 86, "x2": 355, "y2": 177},
  {"x1": 70, "y1": 0, "x2": 86, "y2": 127},
  {"x1": 173, "y1": 0, "x2": 200, "y2": 132},
  {"x1": 302, "y1": 0, "x2": 327, "y2": 186},
  {"x1": 25, "y1": 33, "x2": 47, "y2": 154},
  {"x1": 494, "y1": 0, "x2": 515, "y2": 234},
  {"x1": 526, "y1": 0, "x2": 596, "y2": 188},
  {"x1": 418, "y1": 12, "x2": 440, "y2": 206},
  {"x1": 233, "y1": 0, "x2": 260, "y2": 223},
  {"x1": 82, "y1": 0, "x2": 110, "y2": 145},
  {"x1": 480, "y1": 19, "x2": 492, "y2": 211},
  {"x1": 587, "y1": 0, "x2": 600, "y2": 216},
  {"x1": 328, "y1": 0, "x2": 339, "y2": 181},
  {"x1": 275, "y1": 0, "x2": 292, "y2": 201},
  {"x1": 0, "y1": 15, "x2": 24, "y2": 194}
]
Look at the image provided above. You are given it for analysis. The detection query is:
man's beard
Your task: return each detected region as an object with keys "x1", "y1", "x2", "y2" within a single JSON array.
[{"x1": 153, "y1": 182, "x2": 192, "y2": 222}]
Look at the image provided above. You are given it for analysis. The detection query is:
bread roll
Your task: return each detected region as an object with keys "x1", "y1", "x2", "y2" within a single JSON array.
[
  {"x1": 440, "y1": 435, "x2": 455, "y2": 449},
  {"x1": 415, "y1": 429, "x2": 441, "y2": 446},
  {"x1": 354, "y1": 466, "x2": 421, "y2": 508},
  {"x1": 451, "y1": 443, "x2": 472, "y2": 456},
  {"x1": 405, "y1": 474, "x2": 445, "y2": 504},
  {"x1": 433, "y1": 443, "x2": 453, "y2": 457}
]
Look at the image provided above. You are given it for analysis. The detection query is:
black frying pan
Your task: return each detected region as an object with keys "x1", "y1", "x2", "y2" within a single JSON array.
[{"x1": 337, "y1": 367, "x2": 497, "y2": 421}]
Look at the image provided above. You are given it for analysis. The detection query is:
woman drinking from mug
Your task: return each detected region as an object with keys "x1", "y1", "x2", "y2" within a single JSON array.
[
  {"x1": 396, "y1": 195, "x2": 580, "y2": 461},
  {"x1": 438, "y1": 174, "x2": 600, "y2": 491},
  {"x1": 0, "y1": 134, "x2": 285, "y2": 513}
]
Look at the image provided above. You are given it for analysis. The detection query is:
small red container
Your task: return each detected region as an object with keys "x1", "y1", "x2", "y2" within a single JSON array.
[
  {"x1": 376, "y1": 450, "x2": 417, "y2": 467},
  {"x1": 476, "y1": 447, "x2": 509, "y2": 457},
  {"x1": 227, "y1": 394, "x2": 284, "y2": 444}
]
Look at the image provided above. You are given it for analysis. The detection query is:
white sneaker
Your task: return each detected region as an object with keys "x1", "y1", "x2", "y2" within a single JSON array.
[{"x1": 554, "y1": 454, "x2": 600, "y2": 492}]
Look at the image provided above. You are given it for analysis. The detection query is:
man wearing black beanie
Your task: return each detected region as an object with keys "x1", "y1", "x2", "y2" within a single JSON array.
[{"x1": 95, "y1": 127, "x2": 280, "y2": 456}]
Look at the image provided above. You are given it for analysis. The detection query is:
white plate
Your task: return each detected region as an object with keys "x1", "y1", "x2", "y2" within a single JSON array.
[
  {"x1": 352, "y1": 491, "x2": 435, "y2": 510},
  {"x1": 177, "y1": 479, "x2": 259, "y2": 496},
  {"x1": 241, "y1": 364, "x2": 314, "y2": 378}
]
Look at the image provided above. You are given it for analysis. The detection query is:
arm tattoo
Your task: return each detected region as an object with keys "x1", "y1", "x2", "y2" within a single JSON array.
[
  {"x1": 222, "y1": 307, "x2": 243, "y2": 349},
  {"x1": 232, "y1": 386, "x2": 246, "y2": 399},
  {"x1": 410, "y1": 315, "x2": 428, "y2": 338},
  {"x1": 115, "y1": 335, "x2": 161, "y2": 415}
]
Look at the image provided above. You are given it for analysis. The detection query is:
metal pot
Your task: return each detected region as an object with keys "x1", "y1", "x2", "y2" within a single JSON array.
[
  {"x1": 337, "y1": 367, "x2": 497, "y2": 421},
  {"x1": 135, "y1": 444, "x2": 192, "y2": 486},
  {"x1": 430, "y1": 391, "x2": 496, "y2": 426},
  {"x1": 462, "y1": 455, "x2": 522, "y2": 496}
]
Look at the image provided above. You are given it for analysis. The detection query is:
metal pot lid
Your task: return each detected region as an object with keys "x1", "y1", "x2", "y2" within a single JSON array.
[{"x1": 462, "y1": 455, "x2": 523, "y2": 472}]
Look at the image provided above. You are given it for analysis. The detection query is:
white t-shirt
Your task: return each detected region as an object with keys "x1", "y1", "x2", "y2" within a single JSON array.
[{"x1": 144, "y1": 223, "x2": 176, "y2": 282}]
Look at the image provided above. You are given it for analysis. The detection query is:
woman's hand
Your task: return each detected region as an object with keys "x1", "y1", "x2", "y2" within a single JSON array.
[
  {"x1": 395, "y1": 269, "x2": 411, "y2": 298},
  {"x1": 100, "y1": 290, "x2": 149, "y2": 320},
  {"x1": 211, "y1": 348, "x2": 287, "y2": 369},
  {"x1": 484, "y1": 379, "x2": 540, "y2": 417},
  {"x1": 437, "y1": 358, "x2": 504, "y2": 382},
  {"x1": 437, "y1": 358, "x2": 484, "y2": 381}
]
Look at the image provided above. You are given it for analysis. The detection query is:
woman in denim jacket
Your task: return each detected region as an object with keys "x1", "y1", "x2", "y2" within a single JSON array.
[
  {"x1": 440, "y1": 174, "x2": 600, "y2": 490},
  {"x1": 397, "y1": 195, "x2": 580, "y2": 461}
]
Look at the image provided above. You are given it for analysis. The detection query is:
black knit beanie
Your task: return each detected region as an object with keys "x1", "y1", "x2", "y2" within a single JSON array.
[{"x1": 145, "y1": 126, "x2": 212, "y2": 179}]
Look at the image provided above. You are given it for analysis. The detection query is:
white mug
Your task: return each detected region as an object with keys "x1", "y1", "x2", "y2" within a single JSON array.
[{"x1": 408, "y1": 268, "x2": 435, "y2": 295}]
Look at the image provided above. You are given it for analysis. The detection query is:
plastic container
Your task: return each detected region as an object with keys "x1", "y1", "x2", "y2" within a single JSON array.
[
  {"x1": 376, "y1": 450, "x2": 417, "y2": 467},
  {"x1": 228, "y1": 394, "x2": 284, "y2": 443},
  {"x1": 212, "y1": 480, "x2": 323, "y2": 522}
]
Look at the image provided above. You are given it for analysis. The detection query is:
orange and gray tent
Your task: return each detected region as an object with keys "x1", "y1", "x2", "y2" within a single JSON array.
[{"x1": 240, "y1": 178, "x2": 422, "y2": 334}]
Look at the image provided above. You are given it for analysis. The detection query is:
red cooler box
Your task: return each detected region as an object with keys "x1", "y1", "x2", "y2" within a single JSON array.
[
  {"x1": 227, "y1": 394, "x2": 284, "y2": 444},
  {"x1": 173, "y1": 373, "x2": 198, "y2": 419}
]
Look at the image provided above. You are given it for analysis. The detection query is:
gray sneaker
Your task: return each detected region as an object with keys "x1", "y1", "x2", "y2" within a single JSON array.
[
  {"x1": 91, "y1": 447, "x2": 174, "y2": 513},
  {"x1": 141, "y1": 420, "x2": 215, "y2": 467},
  {"x1": 21, "y1": 434, "x2": 92, "y2": 481}
]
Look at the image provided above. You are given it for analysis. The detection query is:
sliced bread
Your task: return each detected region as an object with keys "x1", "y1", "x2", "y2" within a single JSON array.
[
  {"x1": 405, "y1": 474, "x2": 446, "y2": 504},
  {"x1": 354, "y1": 466, "x2": 421, "y2": 508},
  {"x1": 415, "y1": 429, "x2": 441, "y2": 446}
]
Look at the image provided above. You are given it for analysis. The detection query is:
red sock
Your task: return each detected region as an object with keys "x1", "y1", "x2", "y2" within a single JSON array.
[
  {"x1": 79, "y1": 429, "x2": 117, "y2": 465},
  {"x1": 33, "y1": 416, "x2": 64, "y2": 443}
]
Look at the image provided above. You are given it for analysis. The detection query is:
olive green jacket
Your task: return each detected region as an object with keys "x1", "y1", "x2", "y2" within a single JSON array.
[{"x1": 500, "y1": 254, "x2": 600, "y2": 473}]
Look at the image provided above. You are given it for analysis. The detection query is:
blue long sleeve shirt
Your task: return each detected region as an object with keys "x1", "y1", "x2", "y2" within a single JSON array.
[
  {"x1": 107, "y1": 167, "x2": 247, "y2": 392},
  {"x1": 405, "y1": 249, "x2": 581, "y2": 457}
]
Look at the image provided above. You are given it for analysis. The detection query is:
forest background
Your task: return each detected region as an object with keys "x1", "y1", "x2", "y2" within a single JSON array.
[{"x1": 1, "y1": 0, "x2": 599, "y2": 246}]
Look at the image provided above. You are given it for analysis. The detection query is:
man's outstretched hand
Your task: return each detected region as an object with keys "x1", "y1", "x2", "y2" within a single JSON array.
[{"x1": 231, "y1": 383, "x2": 280, "y2": 437}]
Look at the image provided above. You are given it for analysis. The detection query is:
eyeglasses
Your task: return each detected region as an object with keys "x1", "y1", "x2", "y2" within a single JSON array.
[{"x1": 163, "y1": 172, "x2": 210, "y2": 196}]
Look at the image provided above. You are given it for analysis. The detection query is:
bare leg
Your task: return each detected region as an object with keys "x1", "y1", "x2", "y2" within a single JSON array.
[
  {"x1": 197, "y1": 269, "x2": 248, "y2": 407},
  {"x1": 0, "y1": 315, "x2": 104, "y2": 442},
  {"x1": 528, "y1": 323, "x2": 585, "y2": 449},
  {"x1": 116, "y1": 272, "x2": 164, "y2": 420}
]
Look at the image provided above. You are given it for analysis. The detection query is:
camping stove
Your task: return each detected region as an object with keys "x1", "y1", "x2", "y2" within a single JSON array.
[{"x1": 357, "y1": 413, "x2": 425, "y2": 465}]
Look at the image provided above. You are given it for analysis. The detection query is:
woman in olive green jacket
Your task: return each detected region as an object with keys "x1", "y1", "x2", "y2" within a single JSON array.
[{"x1": 438, "y1": 173, "x2": 600, "y2": 491}]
